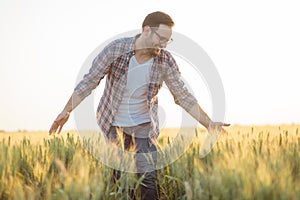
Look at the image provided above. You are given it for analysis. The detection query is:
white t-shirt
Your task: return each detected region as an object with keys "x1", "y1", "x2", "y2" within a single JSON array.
[{"x1": 112, "y1": 55, "x2": 153, "y2": 127}]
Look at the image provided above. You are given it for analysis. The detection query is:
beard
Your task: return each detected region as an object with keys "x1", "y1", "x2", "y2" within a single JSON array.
[
  {"x1": 144, "y1": 38, "x2": 161, "y2": 57},
  {"x1": 147, "y1": 47, "x2": 161, "y2": 57}
]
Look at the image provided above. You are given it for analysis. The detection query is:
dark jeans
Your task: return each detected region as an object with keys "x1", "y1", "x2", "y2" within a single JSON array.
[{"x1": 107, "y1": 122, "x2": 159, "y2": 200}]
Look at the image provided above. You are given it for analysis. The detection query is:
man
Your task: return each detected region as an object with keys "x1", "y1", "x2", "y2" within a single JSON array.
[{"x1": 49, "y1": 11, "x2": 229, "y2": 200}]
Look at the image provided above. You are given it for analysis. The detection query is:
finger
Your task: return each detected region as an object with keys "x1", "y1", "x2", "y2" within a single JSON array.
[
  {"x1": 49, "y1": 121, "x2": 60, "y2": 135},
  {"x1": 49, "y1": 125, "x2": 53, "y2": 134},
  {"x1": 221, "y1": 127, "x2": 228, "y2": 135},
  {"x1": 58, "y1": 124, "x2": 63, "y2": 134},
  {"x1": 222, "y1": 123, "x2": 230, "y2": 127},
  {"x1": 49, "y1": 124, "x2": 58, "y2": 135}
]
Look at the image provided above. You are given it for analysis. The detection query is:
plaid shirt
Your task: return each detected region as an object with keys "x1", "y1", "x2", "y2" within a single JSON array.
[{"x1": 74, "y1": 35, "x2": 198, "y2": 144}]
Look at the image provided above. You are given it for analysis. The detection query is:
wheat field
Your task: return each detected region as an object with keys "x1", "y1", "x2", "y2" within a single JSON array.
[{"x1": 0, "y1": 125, "x2": 299, "y2": 199}]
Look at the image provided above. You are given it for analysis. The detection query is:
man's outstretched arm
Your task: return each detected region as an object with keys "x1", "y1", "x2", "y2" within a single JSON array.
[
  {"x1": 48, "y1": 40, "x2": 118, "y2": 135},
  {"x1": 49, "y1": 92, "x2": 82, "y2": 135},
  {"x1": 164, "y1": 52, "x2": 230, "y2": 132},
  {"x1": 188, "y1": 103, "x2": 230, "y2": 133}
]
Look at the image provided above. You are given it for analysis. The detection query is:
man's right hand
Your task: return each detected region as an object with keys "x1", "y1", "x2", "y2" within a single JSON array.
[{"x1": 49, "y1": 111, "x2": 70, "y2": 135}]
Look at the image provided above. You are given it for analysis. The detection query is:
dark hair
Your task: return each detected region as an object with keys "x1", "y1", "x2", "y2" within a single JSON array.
[{"x1": 142, "y1": 11, "x2": 174, "y2": 29}]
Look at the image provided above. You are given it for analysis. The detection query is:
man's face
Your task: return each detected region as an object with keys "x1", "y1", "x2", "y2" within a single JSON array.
[{"x1": 145, "y1": 24, "x2": 173, "y2": 56}]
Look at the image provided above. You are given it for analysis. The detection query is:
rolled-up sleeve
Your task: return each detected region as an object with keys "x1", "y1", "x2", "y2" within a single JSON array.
[
  {"x1": 74, "y1": 42, "x2": 115, "y2": 100},
  {"x1": 163, "y1": 52, "x2": 198, "y2": 112}
]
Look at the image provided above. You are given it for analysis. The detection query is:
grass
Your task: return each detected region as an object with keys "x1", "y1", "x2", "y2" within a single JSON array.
[{"x1": 0, "y1": 125, "x2": 299, "y2": 199}]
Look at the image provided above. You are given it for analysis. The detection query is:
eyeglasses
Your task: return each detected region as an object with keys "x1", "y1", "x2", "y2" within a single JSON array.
[{"x1": 152, "y1": 31, "x2": 173, "y2": 44}]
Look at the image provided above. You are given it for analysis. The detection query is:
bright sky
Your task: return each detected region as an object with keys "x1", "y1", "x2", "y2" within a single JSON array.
[{"x1": 1, "y1": 0, "x2": 299, "y2": 131}]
